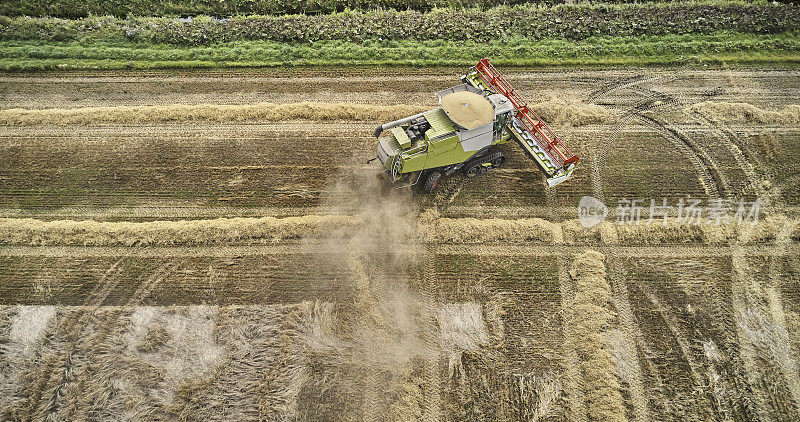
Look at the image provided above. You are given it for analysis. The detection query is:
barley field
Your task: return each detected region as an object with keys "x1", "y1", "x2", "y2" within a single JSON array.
[{"x1": 1, "y1": 67, "x2": 799, "y2": 420}]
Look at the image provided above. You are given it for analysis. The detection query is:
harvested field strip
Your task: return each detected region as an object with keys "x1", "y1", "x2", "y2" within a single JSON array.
[
  {"x1": 0, "y1": 99, "x2": 611, "y2": 126},
  {"x1": 2, "y1": 216, "x2": 798, "y2": 246},
  {"x1": 566, "y1": 250, "x2": 625, "y2": 421},
  {"x1": 0, "y1": 303, "x2": 499, "y2": 419},
  {"x1": 686, "y1": 102, "x2": 800, "y2": 125},
  {"x1": 605, "y1": 259, "x2": 651, "y2": 422},
  {"x1": 0, "y1": 102, "x2": 429, "y2": 126}
]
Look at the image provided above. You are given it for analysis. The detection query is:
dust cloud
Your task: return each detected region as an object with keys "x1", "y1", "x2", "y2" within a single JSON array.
[{"x1": 300, "y1": 168, "x2": 488, "y2": 420}]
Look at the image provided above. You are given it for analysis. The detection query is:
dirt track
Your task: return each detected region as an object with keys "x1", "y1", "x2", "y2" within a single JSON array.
[{"x1": 1, "y1": 67, "x2": 800, "y2": 420}]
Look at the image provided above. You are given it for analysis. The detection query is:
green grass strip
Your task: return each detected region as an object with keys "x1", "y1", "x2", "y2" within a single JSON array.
[{"x1": 1, "y1": 32, "x2": 798, "y2": 70}]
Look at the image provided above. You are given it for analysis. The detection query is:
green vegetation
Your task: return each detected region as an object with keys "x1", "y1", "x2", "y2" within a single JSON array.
[
  {"x1": 1, "y1": 3, "x2": 797, "y2": 45},
  {"x1": 0, "y1": 0, "x2": 788, "y2": 19},
  {"x1": 0, "y1": 2, "x2": 796, "y2": 70},
  {"x1": 1, "y1": 32, "x2": 797, "y2": 70},
  {"x1": 0, "y1": 0, "x2": 505, "y2": 17}
]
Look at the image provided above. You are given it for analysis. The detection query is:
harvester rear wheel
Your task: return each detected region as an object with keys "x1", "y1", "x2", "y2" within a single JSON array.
[
  {"x1": 491, "y1": 154, "x2": 505, "y2": 168},
  {"x1": 464, "y1": 164, "x2": 481, "y2": 178},
  {"x1": 424, "y1": 171, "x2": 441, "y2": 193}
]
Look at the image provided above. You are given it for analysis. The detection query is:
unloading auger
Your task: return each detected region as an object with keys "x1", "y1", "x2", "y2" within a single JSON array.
[{"x1": 370, "y1": 58, "x2": 580, "y2": 193}]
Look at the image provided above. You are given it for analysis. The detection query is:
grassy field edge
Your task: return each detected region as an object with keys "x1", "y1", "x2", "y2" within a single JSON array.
[{"x1": 1, "y1": 31, "x2": 798, "y2": 70}]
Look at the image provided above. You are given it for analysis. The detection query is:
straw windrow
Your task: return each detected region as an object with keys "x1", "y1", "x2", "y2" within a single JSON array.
[
  {"x1": 0, "y1": 216, "x2": 796, "y2": 246},
  {"x1": 567, "y1": 250, "x2": 626, "y2": 422},
  {"x1": 0, "y1": 100, "x2": 615, "y2": 126}
]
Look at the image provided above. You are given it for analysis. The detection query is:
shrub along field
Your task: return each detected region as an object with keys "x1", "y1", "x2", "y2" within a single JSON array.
[
  {"x1": 0, "y1": 1, "x2": 798, "y2": 69},
  {"x1": 2, "y1": 0, "x2": 793, "y2": 18},
  {"x1": 0, "y1": 0, "x2": 534, "y2": 17},
  {"x1": 2, "y1": 3, "x2": 797, "y2": 44}
]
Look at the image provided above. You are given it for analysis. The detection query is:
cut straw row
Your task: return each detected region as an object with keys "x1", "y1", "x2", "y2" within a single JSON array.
[
  {"x1": 4, "y1": 100, "x2": 797, "y2": 127},
  {"x1": 0, "y1": 98, "x2": 613, "y2": 126},
  {"x1": 0, "y1": 216, "x2": 797, "y2": 246}
]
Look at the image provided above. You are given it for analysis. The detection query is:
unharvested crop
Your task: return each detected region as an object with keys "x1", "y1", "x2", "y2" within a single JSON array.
[{"x1": 0, "y1": 102, "x2": 429, "y2": 126}]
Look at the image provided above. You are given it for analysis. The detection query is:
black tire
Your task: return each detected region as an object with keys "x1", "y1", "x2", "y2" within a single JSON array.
[
  {"x1": 491, "y1": 154, "x2": 505, "y2": 168},
  {"x1": 424, "y1": 171, "x2": 442, "y2": 193},
  {"x1": 464, "y1": 164, "x2": 481, "y2": 178}
]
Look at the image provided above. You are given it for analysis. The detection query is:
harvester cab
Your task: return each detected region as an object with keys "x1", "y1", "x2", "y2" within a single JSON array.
[{"x1": 370, "y1": 58, "x2": 580, "y2": 193}]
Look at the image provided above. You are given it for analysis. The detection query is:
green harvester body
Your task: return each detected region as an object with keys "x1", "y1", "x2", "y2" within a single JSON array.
[{"x1": 372, "y1": 59, "x2": 580, "y2": 191}]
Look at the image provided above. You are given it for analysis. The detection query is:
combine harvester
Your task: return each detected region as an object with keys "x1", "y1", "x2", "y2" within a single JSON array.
[{"x1": 371, "y1": 59, "x2": 580, "y2": 193}]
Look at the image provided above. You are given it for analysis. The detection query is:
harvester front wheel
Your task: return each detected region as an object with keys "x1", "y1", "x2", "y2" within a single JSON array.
[{"x1": 424, "y1": 171, "x2": 441, "y2": 193}]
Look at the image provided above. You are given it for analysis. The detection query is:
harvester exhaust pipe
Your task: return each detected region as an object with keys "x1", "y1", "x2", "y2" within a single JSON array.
[{"x1": 374, "y1": 111, "x2": 427, "y2": 138}]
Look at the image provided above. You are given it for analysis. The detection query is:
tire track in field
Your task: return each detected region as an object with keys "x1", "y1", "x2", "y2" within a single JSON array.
[
  {"x1": 683, "y1": 64, "x2": 773, "y2": 200},
  {"x1": 589, "y1": 75, "x2": 730, "y2": 201},
  {"x1": 631, "y1": 113, "x2": 727, "y2": 199},
  {"x1": 610, "y1": 263, "x2": 672, "y2": 418},
  {"x1": 635, "y1": 279, "x2": 705, "y2": 388},
  {"x1": 624, "y1": 83, "x2": 729, "y2": 199},
  {"x1": 12, "y1": 269, "x2": 126, "y2": 418},
  {"x1": 586, "y1": 74, "x2": 693, "y2": 200},
  {"x1": 422, "y1": 247, "x2": 442, "y2": 422},
  {"x1": 606, "y1": 258, "x2": 651, "y2": 422},
  {"x1": 82, "y1": 258, "x2": 124, "y2": 306},
  {"x1": 586, "y1": 74, "x2": 663, "y2": 101},
  {"x1": 42, "y1": 260, "x2": 133, "y2": 418},
  {"x1": 688, "y1": 114, "x2": 765, "y2": 196}
]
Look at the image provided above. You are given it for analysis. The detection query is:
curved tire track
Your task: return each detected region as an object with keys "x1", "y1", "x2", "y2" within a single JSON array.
[{"x1": 632, "y1": 113, "x2": 728, "y2": 199}]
